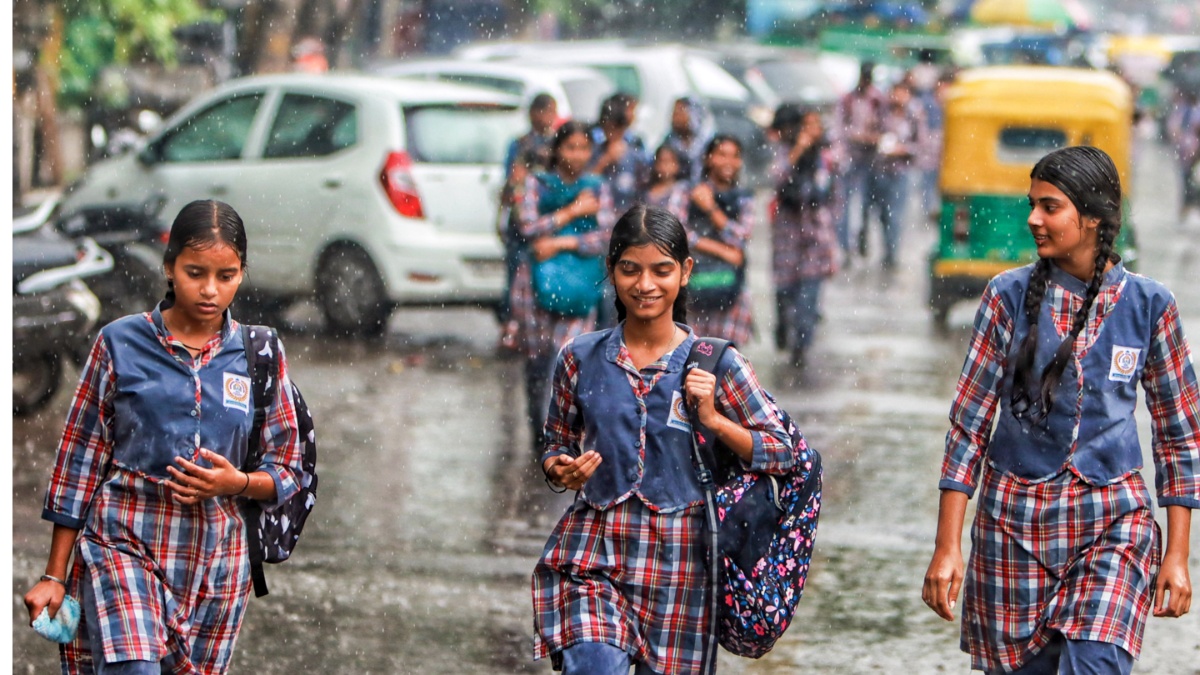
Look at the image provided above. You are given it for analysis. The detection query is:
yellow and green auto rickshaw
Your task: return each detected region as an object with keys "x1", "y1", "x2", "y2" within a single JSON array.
[{"x1": 929, "y1": 65, "x2": 1136, "y2": 326}]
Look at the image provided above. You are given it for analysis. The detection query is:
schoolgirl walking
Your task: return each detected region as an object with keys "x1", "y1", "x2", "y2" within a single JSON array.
[
  {"x1": 532, "y1": 205, "x2": 798, "y2": 673},
  {"x1": 686, "y1": 135, "x2": 756, "y2": 346},
  {"x1": 23, "y1": 200, "x2": 305, "y2": 674},
  {"x1": 510, "y1": 120, "x2": 616, "y2": 451},
  {"x1": 923, "y1": 147, "x2": 1198, "y2": 674}
]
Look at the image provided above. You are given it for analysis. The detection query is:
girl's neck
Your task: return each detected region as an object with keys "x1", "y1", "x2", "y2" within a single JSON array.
[
  {"x1": 161, "y1": 307, "x2": 223, "y2": 342},
  {"x1": 709, "y1": 176, "x2": 732, "y2": 191},
  {"x1": 559, "y1": 167, "x2": 582, "y2": 182},
  {"x1": 624, "y1": 316, "x2": 679, "y2": 355}
]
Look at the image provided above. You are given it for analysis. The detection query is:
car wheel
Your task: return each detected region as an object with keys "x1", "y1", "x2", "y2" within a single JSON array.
[
  {"x1": 317, "y1": 245, "x2": 391, "y2": 337},
  {"x1": 13, "y1": 351, "x2": 62, "y2": 416}
]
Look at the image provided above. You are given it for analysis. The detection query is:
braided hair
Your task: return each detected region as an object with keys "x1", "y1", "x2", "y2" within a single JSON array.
[{"x1": 1010, "y1": 146, "x2": 1122, "y2": 423}]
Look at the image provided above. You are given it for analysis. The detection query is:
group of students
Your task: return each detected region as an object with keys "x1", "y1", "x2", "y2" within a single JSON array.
[
  {"x1": 20, "y1": 139, "x2": 1198, "y2": 674},
  {"x1": 496, "y1": 90, "x2": 849, "y2": 449}
]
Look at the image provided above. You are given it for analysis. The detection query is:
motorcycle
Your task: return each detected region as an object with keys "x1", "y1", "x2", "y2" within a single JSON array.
[{"x1": 12, "y1": 223, "x2": 112, "y2": 415}]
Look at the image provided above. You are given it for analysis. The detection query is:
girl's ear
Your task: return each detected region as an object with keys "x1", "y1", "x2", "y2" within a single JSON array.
[{"x1": 681, "y1": 257, "x2": 694, "y2": 285}]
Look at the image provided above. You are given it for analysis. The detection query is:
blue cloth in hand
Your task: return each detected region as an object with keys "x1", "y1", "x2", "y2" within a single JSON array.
[{"x1": 32, "y1": 595, "x2": 80, "y2": 644}]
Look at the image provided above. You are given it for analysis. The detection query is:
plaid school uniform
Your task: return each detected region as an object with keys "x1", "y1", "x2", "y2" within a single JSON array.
[
  {"x1": 44, "y1": 311, "x2": 304, "y2": 674},
  {"x1": 534, "y1": 328, "x2": 795, "y2": 673},
  {"x1": 687, "y1": 186, "x2": 756, "y2": 346},
  {"x1": 509, "y1": 173, "x2": 616, "y2": 360},
  {"x1": 942, "y1": 265, "x2": 1200, "y2": 672}
]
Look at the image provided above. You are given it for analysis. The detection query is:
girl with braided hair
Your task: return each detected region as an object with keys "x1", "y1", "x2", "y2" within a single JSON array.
[{"x1": 922, "y1": 146, "x2": 1199, "y2": 674}]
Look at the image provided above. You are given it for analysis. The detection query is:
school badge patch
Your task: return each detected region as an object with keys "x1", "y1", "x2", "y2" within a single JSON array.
[
  {"x1": 1109, "y1": 346, "x2": 1141, "y2": 383},
  {"x1": 224, "y1": 373, "x2": 252, "y2": 413},
  {"x1": 667, "y1": 390, "x2": 692, "y2": 433}
]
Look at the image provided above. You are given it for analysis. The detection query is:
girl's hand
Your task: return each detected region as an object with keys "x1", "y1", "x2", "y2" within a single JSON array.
[
  {"x1": 691, "y1": 183, "x2": 715, "y2": 212},
  {"x1": 23, "y1": 578, "x2": 66, "y2": 625},
  {"x1": 571, "y1": 190, "x2": 600, "y2": 218},
  {"x1": 1153, "y1": 553, "x2": 1193, "y2": 618},
  {"x1": 684, "y1": 368, "x2": 720, "y2": 428},
  {"x1": 922, "y1": 546, "x2": 964, "y2": 621},
  {"x1": 165, "y1": 448, "x2": 246, "y2": 505},
  {"x1": 543, "y1": 451, "x2": 602, "y2": 491},
  {"x1": 532, "y1": 236, "x2": 575, "y2": 262}
]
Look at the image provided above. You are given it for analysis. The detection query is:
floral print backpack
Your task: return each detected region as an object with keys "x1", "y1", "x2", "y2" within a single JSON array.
[{"x1": 686, "y1": 337, "x2": 823, "y2": 662}]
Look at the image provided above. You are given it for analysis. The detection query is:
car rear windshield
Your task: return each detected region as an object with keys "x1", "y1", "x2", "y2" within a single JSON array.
[
  {"x1": 997, "y1": 127, "x2": 1067, "y2": 164},
  {"x1": 402, "y1": 104, "x2": 524, "y2": 164}
]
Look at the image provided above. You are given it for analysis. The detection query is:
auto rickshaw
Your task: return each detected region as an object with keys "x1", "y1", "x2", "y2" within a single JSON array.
[{"x1": 929, "y1": 66, "x2": 1136, "y2": 326}]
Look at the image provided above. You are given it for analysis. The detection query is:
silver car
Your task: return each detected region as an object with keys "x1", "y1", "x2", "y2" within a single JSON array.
[{"x1": 60, "y1": 73, "x2": 526, "y2": 335}]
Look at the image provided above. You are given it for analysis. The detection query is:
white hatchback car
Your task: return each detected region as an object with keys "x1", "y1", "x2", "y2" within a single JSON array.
[{"x1": 59, "y1": 73, "x2": 526, "y2": 335}]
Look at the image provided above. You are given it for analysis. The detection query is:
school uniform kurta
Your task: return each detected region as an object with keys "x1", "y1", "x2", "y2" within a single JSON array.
[
  {"x1": 42, "y1": 307, "x2": 304, "y2": 674},
  {"x1": 532, "y1": 325, "x2": 796, "y2": 673},
  {"x1": 942, "y1": 263, "x2": 1200, "y2": 672},
  {"x1": 686, "y1": 184, "x2": 756, "y2": 347},
  {"x1": 509, "y1": 173, "x2": 616, "y2": 360}
]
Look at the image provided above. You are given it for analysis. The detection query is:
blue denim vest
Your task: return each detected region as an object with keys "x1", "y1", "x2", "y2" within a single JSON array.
[
  {"x1": 103, "y1": 308, "x2": 253, "y2": 478},
  {"x1": 989, "y1": 263, "x2": 1170, "y2": 485},
  {"x1": 567, "y1": 327, "x2": 735, "y2": 513}
]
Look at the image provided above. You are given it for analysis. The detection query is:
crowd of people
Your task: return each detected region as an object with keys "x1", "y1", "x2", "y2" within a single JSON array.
[{"x1": 495, "y1": 62, "x2": 953, "y2": 445}]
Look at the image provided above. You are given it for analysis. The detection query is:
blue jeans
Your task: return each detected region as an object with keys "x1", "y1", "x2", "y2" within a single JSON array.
[
  {"x1": 81, "y1": 577, "x2": 162, "y2": 674},
  {"x1": 778, "y1": 278, "x2": 824, "y2": 354},
  {"x1": 560, "y1": 642, "x2": 657, "y2": 675},
  {"x1": 837, "y1": 154, "x2": 874, "y2": 253},
  {"x1": 986, "y1": 634, "x2": 1133, "y2": 675},
  {"x1": 866, "y1": 169, "x2": 909, "y2": 267}
]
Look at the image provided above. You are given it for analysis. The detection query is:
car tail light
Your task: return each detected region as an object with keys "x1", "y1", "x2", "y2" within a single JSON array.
[{"x1": 380, "y1": 151, "x2": 424, "y2": 219}]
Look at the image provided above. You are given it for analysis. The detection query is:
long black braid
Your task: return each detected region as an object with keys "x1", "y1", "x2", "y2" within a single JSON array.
[{"x1": 1010, "y1": 147, "x2": 1122, "y2": 423}]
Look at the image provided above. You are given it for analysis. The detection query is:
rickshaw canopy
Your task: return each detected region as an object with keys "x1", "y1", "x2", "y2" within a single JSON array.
[{"x1": 941, "y1": 66, "x2": 1132, "y2": 197}]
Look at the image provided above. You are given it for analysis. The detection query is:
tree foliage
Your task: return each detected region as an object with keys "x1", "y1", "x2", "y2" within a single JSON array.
[{"x1": 56, "y1": 0, "x2": 215, "y2": 107}]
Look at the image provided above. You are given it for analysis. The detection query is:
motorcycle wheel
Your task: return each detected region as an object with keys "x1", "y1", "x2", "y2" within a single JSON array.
[{"x1": 13, "y1": 351, "x2": 62, "y2": 416}]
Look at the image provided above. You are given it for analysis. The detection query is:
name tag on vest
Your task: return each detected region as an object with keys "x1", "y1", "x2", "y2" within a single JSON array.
[
  {"x1": 1109, "y1": 346, "x2": 1141, "y2": 383},
  {"x1": 667, "y1": 390, "x2": 692, "y2": 433},
  {"x1": 224, "y1": 373, "x2": 252, "y2": 413}
]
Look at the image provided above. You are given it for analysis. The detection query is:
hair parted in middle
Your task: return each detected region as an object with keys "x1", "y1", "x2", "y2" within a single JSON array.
[{"x1": 606, "y1": 204, "x2": 691, "y2": 325}]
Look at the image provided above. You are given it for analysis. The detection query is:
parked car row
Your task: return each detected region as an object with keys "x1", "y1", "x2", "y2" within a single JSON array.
[{"x1": 51, "y1": 41, "x2": 852, "y2": 336}]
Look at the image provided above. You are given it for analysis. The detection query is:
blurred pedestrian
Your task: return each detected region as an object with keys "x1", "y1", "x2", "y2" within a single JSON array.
[
  {"x1": 662, "y1": 96, "x2": 712, "y2": 183},
  {"x1": 915, "y1": 73, "x2": 953, "y2": 221},
  {"x1": 291, "y1": 36, "x2": 328, "y2": 73},
  {"x1": 1166, "y1": 89, "x2": 1200, "y2": 225},
  {"x1": 532, "y1": 204, "x2": 798, "y2": 674},
  {"x1": 922, "y1": 146, "x2": 1199, "y2": 674},
  {"x1": 23, "y1": 200, "x2": 305, "y2": 673},
  {"x1": 511, "y1": 120, "x2": 615, "y2": 452},
  {"x1": 833, "y1": 61, "x2": 886, "y2": 256},
  {"x1": 498, "y1": 93, "x2": 560, "y2": 351},
  {"x1": 590, "y1": 92, "x2": 649, "y2": 328},
  {"x1": 769, "y1": 105, "x2": 838, "y2": 370},
  {"x1": 639, "y1": 143, "x2": 691, "y2": 222},
  {"x1": 687, "y1": 135, "x2": 755, "y2": 346},
  {"x1": 862, "y1": 80, "x2": 923, "y2": 271}
]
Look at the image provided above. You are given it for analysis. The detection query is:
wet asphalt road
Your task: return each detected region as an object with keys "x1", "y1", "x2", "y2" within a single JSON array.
[{"x1": 11, "y1": 138, "x2": 1200, "y2": 673}]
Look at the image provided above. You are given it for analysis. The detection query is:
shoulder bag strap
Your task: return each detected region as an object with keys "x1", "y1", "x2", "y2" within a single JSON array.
[
  {"x1": 240, "y1": 322, "x2": 278, "y2": 598},
  {"x1": 684, "y1": 336, "x2": 731, "y2": 673}
]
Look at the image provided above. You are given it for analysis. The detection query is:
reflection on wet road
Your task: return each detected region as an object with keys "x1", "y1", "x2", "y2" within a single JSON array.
[{"x1": 12, "y1": 140, "x2": 1200, "y2": 673}]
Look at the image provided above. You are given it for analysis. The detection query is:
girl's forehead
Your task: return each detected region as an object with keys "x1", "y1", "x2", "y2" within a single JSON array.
[
  {"x1": 176, "y1": 242, "x2": 243, "y2": 266},
  {"x1": 618, "y1": 243, "x2": 675, "y2": 264}
]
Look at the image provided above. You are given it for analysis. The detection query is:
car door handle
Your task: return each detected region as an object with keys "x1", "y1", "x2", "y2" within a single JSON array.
[
  {"x1": 210, "y1": 185, "x2": 229, "y2": 196},
  {"x1": 323, "y1": 178, "x2": 342, "y2": 189}
]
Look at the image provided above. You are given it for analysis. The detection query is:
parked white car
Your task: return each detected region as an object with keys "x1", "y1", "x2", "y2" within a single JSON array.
[
  {"x1": 372, "y1": 58, "x2": 615, "y2": 122},
  {"x1": 457, "y1": 41, "x2": 756, "y2": 147},
  {"x1": 59, "y1": 73, "x2": 525, "y2": 335}
]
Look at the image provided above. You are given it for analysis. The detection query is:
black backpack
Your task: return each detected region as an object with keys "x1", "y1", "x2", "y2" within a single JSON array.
[
  {"x1": 241, "y1": 324, "x2": 318, "y2": 597},
  {"x1": 685, "y1": 337, "x2": 823, "y2": 663}
]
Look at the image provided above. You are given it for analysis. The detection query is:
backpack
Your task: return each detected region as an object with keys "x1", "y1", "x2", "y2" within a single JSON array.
[
  {"x1": 241, "y1": 324, "x2": 318, "y2": 598},
  {"x1": 687, "y1": 188, "x2": 748, "y2": 312},
  {"x1": 530, "y1": 172, "x2": 607, "y2": 317},
  {"x1": 685, "y1": 337, "x2": 823, "y2": 661}
]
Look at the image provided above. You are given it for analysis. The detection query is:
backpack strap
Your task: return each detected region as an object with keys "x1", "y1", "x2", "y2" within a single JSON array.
[
  {"x1": 683, "y1": 336, "x2": 731, "y2": 674},
  {"x1": 240, "y1": 323, "x2": 278, "y2": 598}
]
